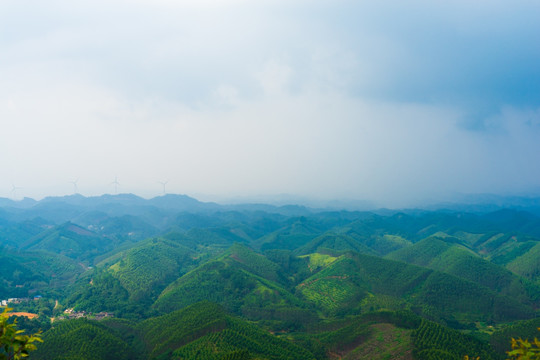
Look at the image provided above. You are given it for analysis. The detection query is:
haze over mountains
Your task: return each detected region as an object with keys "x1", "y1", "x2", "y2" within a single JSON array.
[
  {"x1": 2, "y1": 1, "x2": 539, "y2": 358},
  {"x1": 1, "y1": 193, "x2": 540, "y2": 359},
  {"x1": 3, "y1": 192, "x2": 540, "y2": 214},
  {"x1": 2, "y1": 1, "x2": 540, "y2": 207}
]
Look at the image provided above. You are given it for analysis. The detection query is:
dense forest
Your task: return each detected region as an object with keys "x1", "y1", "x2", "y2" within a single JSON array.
[{"x1": 1, "y1": 194, "x2": 540, "y2": 359}]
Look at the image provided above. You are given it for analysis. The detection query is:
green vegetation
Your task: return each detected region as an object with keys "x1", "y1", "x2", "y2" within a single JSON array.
[
  {"x1": 256, "y1": 217, "x2": 323, "y2": 251},
  {"x1": 2, "y1": 197, "x2": 540, "y2": 359},
  {"x1": 106, "y1": 238, "x2": 196, "y2": 301},
  {"x1": 153, "y1": 247, "x2": 302, "y2": 316},
  {"x1": 341, "y1": 323, "x2": 412, "y2": 360},
  {"x1": 0, "y1": 307, "x2": 42, "y2": 360},
  {"x1": 491, "y1": 318, "x2": 540, "y2": 356},
  {"x1": 412, "y1": 319, "x2": 497, "y2": 360},
  {"x1": 22, "y1": 222, "x2": 115, "y2": 263},
  {"x1": 505, "y1": 327, "x2": 540, "y2": 360},
  {"x1": 387, "y1": 236, "x2": 540, "y2": 303},
  {"x1": 137, "y1": 301, "x2": 315, "y2": 360},
  {"x1": 64, "y1": 269, "x2": 136, "y2": 317},
  {"x1": 507, "y1": 242, "x2": 540, "y2": 285},
  {"x1": 31, "y1": 319, "x2": 135, "y2": 360},
  {"x1": 0, "y1": 248, "x2": 83, "y2": 298},
  {"x1": 299, "y1": 252, "x2": 339, "y2": 272},
  {"x1": 295, "y1": 233, "x2": 376, "y2": 256}
]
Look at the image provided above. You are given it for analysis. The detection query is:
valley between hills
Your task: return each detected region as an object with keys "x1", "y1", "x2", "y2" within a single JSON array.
[{"x1": 1, "y1": 194, "x2": 540, "y2": 359}]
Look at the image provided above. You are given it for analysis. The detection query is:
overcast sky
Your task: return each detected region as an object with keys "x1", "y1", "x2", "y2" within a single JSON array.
[{"x1": 1, "y1": 0, "x2": 539, "y2": 207}]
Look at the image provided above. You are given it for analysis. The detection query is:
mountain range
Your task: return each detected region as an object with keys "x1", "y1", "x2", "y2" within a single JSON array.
[{"x1": 1, "y1": 193, "x2": 539, "y2": 359}]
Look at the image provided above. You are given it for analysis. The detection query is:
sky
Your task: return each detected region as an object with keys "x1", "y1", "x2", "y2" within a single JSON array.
[{"x1": 1, "y1": 0, "x2": 539, "y2": 207}]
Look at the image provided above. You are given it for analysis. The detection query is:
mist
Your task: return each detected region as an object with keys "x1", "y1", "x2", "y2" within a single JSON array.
[{"x1": 1, "y1": 0, "x2": 539, "y2": 208}]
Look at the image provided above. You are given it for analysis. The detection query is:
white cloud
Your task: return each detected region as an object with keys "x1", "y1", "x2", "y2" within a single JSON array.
[{"x1": 0, "y1": 0, "x2": 539, "y2": 205}]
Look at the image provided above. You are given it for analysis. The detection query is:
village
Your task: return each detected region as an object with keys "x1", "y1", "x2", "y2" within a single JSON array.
[
  {"x1": 58, "y1": 308, "x2": 114, "y2": 321},
  {"x1": 1, "y1": 296, "x2": 113, "y2": 321},
  {"x1": 0, "y1": 295, "x2": 42, "y2": 307}
]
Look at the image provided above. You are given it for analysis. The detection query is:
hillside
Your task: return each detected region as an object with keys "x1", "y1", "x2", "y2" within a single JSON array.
[
  {"x1": 2, "y1": 195, "x2": 540, "y2": 359},
  {"x1": 295, "y1": 233, "x2": 377, "y2": 256},
  {"x1": 22, "y1": 222, "x2": 117, "y2": 263},
  {"x1": 506, "y1": 242, "x2": 540, "y2": 285},
  {"x1": 31, "y1": 318, "x2": 137, "y2": 360},
  {"x1": 138, "y1": 301, "x2": 315, "y2": 360},
  {"x1": 31, "y1": 302, "x2": 503, "y2": 360},
  {"x1": 298, "y1": 252, "x2": 535, "y2": 323},
  {"x1": 0, "y1": 247, "x2": 83, "y2": 298},
  {"x1": 386, "y1": 236, "x2": 540, "y2": 303},
  {"x1": 153, "y1": 245, "x2": 306, "y2": 318},
  {"x1": 105, "y1": 238, "x2": 197, "y2": 301}
]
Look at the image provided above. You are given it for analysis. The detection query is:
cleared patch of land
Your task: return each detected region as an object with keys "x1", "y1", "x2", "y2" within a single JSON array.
[{"x1": 336, "y1": 323, "x2": 413, "y2": 360}]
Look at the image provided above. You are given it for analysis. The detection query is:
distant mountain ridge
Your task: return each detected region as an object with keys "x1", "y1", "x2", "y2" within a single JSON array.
[
  {"x1": 0, "y1": 193, "x2": 316, "y2": 223},
  {"x1": 2, "y1": 192, "x2": 540, "y2": 215}
]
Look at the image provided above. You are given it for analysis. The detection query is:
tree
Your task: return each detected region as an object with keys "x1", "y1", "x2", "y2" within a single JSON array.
[
  {"x1": 0, "y1": 307, "x2": 42, "y2": 360},
  {"x1": 507, "y1": 328, "x2": 540, "y2": 360}
]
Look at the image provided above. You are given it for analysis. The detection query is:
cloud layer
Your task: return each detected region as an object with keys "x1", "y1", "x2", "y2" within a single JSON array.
[{"x1": 1, "y1": 0, "x2": 539, "y2": 207}]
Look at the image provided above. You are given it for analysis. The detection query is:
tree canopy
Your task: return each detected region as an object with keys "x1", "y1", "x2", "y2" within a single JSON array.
[{"x1": 0, "y1": 307, "x2": 42, "y2": 360}]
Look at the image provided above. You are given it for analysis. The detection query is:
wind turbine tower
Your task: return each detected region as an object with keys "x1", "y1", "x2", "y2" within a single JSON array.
[
  {"x1": 111, "y1": 176, "x2": 120, "y2": 194},
  {"x1": 11, "y1": 184, "x2": 22, "y2": 200},
  {"x1": 158, "y1": 180, "x2": 168, "y2": 195},
  {"x1": 70, "y1": 178, "x2": 79, "y2": 194}
]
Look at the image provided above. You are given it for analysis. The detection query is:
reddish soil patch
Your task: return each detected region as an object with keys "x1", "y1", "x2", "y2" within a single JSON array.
[
  {"x1": 229, "y1": 254, "x2": 246, "y2": 264},
  {"x1": 8, "y1": 312, "x2": 39, "y2": 319},
  {"x1": 67, "y1": 224, "x2": 94, "y2": 236},
  {"x1": 330, "y1": 323, "x2": 413, "y2": 360}
]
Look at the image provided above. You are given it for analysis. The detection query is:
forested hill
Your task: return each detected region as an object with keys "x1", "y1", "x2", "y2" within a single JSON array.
[{"x1": 1, "y1": 194, "x2": 540, "y2": 359}]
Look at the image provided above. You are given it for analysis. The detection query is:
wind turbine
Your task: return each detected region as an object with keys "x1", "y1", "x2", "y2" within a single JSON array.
[
  {"x1": 110, "y1": 176, "x2": 120, "y2": 194},
  {"x1": 11, "y1": 184, "x2": 22, "y2": 200},
  {"x1": 158, "y1": 180, "x2": 168, "y2": 195},
  {"x1": 69, "y1": 178, "x2": 79, "y2": 194}
]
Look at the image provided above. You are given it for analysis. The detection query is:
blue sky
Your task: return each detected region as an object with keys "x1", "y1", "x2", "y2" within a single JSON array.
[{"x1": 0, "y1": 0, "x2": 539, "y2": 207}]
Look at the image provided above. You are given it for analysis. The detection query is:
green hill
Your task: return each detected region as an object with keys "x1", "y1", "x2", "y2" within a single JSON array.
[
  {"x1": 490, "y1": 317, "x2": 540, "y2": 357},
  {"x1": 64, "y1": 269, "x2": 134, "y2": 316},
  {"x1": 106, "y1": 238, "x2": 197, "y2": 301},
  {"x1": 22, "y1": 222, "x2": 117, "y2": 263},
  {"x1": 153, "y1": 245, "x2": 306, "y2": 318},
  {"x1": 295, "y1": 310, "x2": 497, "y2": 360},
  {"x1": 295, "y1": 233, "x2": 377, "y2": 256},
  {"x1": 89, "y1": 214, "x2": 159, "y2": 242},
  {"x1": 298, "y1": 252, "x2": 535, "y2": 323},
  {"x1": 32, "y1": 319, "x2": 137, "y2": 360},
  {"x1": 254, "y1": 217, "x2": 325, "y2": 251},
  {"x1": 0, "y1": 218, "x2": 47, "y2": 247},
  {"x1": 506, "y1": 242, "x2": 540, "y2": 285},
  {"x1": 386, "y1": 236, "x2": 540, "y2": 303},
  {"x1": 385, "y1": 235, "x2": 462, "y2": 267},
  {"x1": 412, "y1": 318, "x2": 497, "y2": 360},
  {"x1": 138, "y1": 301, "x2": 315, "y2": 360},
  {"x1": 223, "y1": 243, "x2": 286, "y2": 283},
  {"x1": 0, "y1": 249, "x2": 45, "y2": 298},
  {"x1": 65, "y1": 237, "x2": 200, "y2": 316},
  {"x1": 342, "y1": 229, "x2": 413, "y2": 255},
  {"x1": 0, "y1": 247, "x2": 83, "y2": 298},
  {"x1": 4, "y1": 200, "x2": 540, "y2": 359}
]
